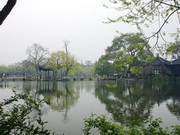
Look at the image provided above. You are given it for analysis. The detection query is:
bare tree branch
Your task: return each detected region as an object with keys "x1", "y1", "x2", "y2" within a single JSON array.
[
  {"x1": 154, "y1": 0, "x2": 180, "y2": 9},
  {"x1": 148, "y1": 8, "x2": 179, "y2": 40}
]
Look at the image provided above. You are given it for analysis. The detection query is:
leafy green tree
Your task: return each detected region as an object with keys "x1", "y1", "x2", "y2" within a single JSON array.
[
  {"x1": 104, "y1": 0, "x2": 180, "y2": 47},
  {"x1": 46, "y1": 51, "x2": 65, "y2": 80},
  {"x1": 95, "y1": 55, "x2": 118, "y2": 77},
  {"x1": 47, "y1": 51, "x2": 78, "y2": 80},
  {"x1": 105, "y1": 33, "x2": 154, "y2": 77},
  {"x1": 166, "y1": 40, "x2": 180, "y2": 59},
  {"x1": 62, "y1": 53, "x2": 79, "y2": 78}
]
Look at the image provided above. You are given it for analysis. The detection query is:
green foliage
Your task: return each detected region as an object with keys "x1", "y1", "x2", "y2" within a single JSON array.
[
  {"x1": 145, "y1": 55, "x2": 154, "y2": 63},
  {"x1": 0, "y1": 89, "x2": 54, "y2": 135},
  {"x1": 47, "y1": 51, "x2": 66, "y2": 73},
  {"x1": 83, "y1": 114, "x2": 180, "y2": 135},
  {"x1": 101, "y1": 33, "x2": 154, "y2": 77},
  {"x1": 130, "y1": 66, "x2": 140, "y2": 74},
  {"x1": 80, "y1": 62, "x2": 95, "y2": 76},
  {"x1": 0, "y1": 64, "x2": 18, "y2": 74},
  {"x1": 166, "y1": 40, "x2": 180, "y2": 59},
  {"x1": 94, "y1": 56, "x2": 118, "y2": 76},
  {"x1": 83, "y1": 114, "x2": 122, "y2": 135},
  {"x1": 47, "y1": 50, "x2": 79, "y2": 79},
  {"x1": 152, "y1": 74, "x2": 166, "y2": 81}
]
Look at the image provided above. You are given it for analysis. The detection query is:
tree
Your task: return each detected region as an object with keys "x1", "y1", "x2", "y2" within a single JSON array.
[
  {"x1": 84, "y1": 60, "x2": 93, "y2": 66},
  {"x1": 104, "y1": 0, "x2": 180, "y2": 47},
  {"x1": 17, "y1": 60, "x2": 36, "y2": 78},
  {"x1": 26, "y1": 44, "x2": 49, "y2": 79},
  {"x1": 105, "y1": 33, "x2": 154, "y2": 77},
  {"x1": 0, "y1": 65, "x2": 7, "y2": 74},
  {"x1": 166, "y1": 40, "x2": 180, "y2": 59},
  {"x1": 95, "y1": 56, "x2": 118, "y2": 77},
  {"x1": 46, "y1": 51, "x2": 65, "y2": 80},
  {"x1": 62, "y1": 53, "x2": 79, "y2": 78},
  {"x1": 62, "y1": 41, "x2": 79, "y2": 77},
  {"x1": 0, "y1": 64, "x2": 19, "y2": 77},
  {"x1": 0, "y1": 0, "x2": 17, "y2": 25},
  {"x1": 81, "y1": 60, "x2": 95, "y2": 77},
  {"x1": 47, "y1": 51, "x2": 78, "y2": 80}
]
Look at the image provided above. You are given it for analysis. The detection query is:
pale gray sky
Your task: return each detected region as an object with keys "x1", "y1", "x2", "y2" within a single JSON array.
[
  {"x1": 0, "y1": 0, "x2": 136, "y2": 65},
  {"x1": 0, "y1": 0, "x2": 178, "y2": 65}
]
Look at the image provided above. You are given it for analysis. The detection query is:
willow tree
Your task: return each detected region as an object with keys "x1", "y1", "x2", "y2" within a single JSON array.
[
  {"x1": 104, "y1": 0, "x2": 180, "y2": 48},
  {"x1": 47, "y1": 51, "x2": 78, "y2": 80},
  {"x1": 0, "y1": 0, "x2": 16, "y2": 25}
]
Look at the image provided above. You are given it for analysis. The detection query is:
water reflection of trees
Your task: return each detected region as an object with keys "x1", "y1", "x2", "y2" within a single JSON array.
[
  {"x1": 35, "y1": 81, "x2": 80, "y2": 123},
  {"x1": 144, "y1": 81, "x2": 180, "y2": 121},
  {"x1": 0, "y1": 81, "x2": 80, "y2": 123},
  {"x1": 94, "y1": 80, "x2": 180, "y2": 125},
  {"x1": 36, "y1": 81, "x2": 80, "y2": 113},
  {"x1": 0, "y1": 81, "x2": 81, "y2": 114},
  {"x1": 167, "y1": 99, "x2": 180, "y2": 120},
  {"x1": 165, "y1": 81, "x2": 180, "y2": 120}
]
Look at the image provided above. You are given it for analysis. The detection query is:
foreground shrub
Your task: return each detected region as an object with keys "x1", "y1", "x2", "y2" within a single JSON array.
[
  {"x1": 83, "y1": 114, "x2": 180, "y2": 135},
  {"x1": 0, "y1": 89, "x2": 53, "y2": 135}
]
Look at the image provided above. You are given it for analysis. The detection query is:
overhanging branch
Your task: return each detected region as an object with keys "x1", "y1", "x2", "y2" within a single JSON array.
[
  {"x1": 148, "y1": 8, "x2": 179, "y2": 40},
  {"x1": 0, "y1": 0, "x2": 17, "y2": 25},
  {"x1": 154, "y1": 0, "x2": 180, "y2": 9}
]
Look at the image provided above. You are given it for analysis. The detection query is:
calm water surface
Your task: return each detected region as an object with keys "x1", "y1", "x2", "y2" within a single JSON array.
[{"x1": 0, "y1": 80, "x2": 180, "y2": 135}]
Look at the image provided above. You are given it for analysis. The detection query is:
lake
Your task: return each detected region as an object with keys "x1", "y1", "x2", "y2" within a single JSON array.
[{"x1": 0, "y1": 80, "x2": 180, "y2": 135}]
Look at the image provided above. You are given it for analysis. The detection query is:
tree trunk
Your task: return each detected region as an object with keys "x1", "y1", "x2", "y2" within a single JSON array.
[
  {"x1": 53, "y1": 71, "x2": 57, "y2": 80},
  {"x1": 126, "y1": 65, "x2": 131, "y2": 77},
  {"x1": 0, "y1": 0, "x2": 17, "y2": 25}
]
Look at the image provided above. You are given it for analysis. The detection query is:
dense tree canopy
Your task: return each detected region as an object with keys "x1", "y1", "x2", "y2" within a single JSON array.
[
  {"x1": 95, "y1": 33, "x2": 154, "y2": 77},
  {"x1": 110, "y1": 33, "x2": 154, "y2": 76}
]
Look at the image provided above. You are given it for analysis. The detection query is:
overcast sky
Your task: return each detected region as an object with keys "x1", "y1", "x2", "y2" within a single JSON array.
[{"x1": 0, "y1": 0, "x2": 178, "y2": 65}]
